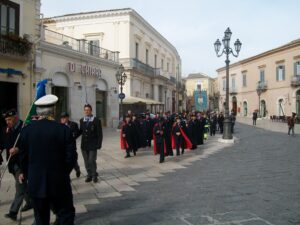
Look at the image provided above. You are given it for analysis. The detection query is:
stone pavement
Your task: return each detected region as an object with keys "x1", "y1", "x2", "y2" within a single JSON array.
[
  {"x1": 236, "y1": 117, "x2": 300, "y2": 134},
  {"x1": 0, "y1": 128, "x2": 231, "y2": 225}
]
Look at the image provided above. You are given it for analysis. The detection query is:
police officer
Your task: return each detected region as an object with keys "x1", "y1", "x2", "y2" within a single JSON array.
[
  {"x1": 19, "y1": 95, "x2": 76, "y2": 225},
  {"x1": 0, "y1": 109, "x2": 32, "y2": 221},
  {"x1": 79, "y1": 104, "x2": 103, "y2": 183},
  {"x1": 60, "y1": 112, "x2": 81, "y2": 178}
]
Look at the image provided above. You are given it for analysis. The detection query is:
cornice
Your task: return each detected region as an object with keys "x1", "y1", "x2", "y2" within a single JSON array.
[
  {"x1": 216, "y1": 39, "x2": 300, "y2": 73},
  {"x1": 40, "y1": 41, "x2": 119, "y2": 68}
]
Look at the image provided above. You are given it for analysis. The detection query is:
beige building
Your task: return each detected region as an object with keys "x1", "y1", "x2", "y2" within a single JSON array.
[
  {"x1": 217, "y1": 39, "x2": 300, "y2": 119},
  {"x1": 184, "y1": 73, "x2": 215, "y2": 112},
  {"x1": 43, "y1": 8, "x2": 182, "y2": 114},
  {"x1": 0, "y1": 0, "x2": 40, "y2": 120}
]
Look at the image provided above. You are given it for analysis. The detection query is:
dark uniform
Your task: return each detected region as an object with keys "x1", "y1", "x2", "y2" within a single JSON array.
[
  {"x1": 187, "y1": 117, "x2": 198, "y2": 149},
  {"x1": 79, "y1": 115, "x2": 103, "y2": 181},
  {"x1": 143, "y1": 115, "x2": 154, "y2": 147},
  {"x1": 19, "y1": 119, "x2": 76, "y2": 225},
  {"x1": 153, "y1": 120, "x2": 165, "y2": 163},
  {"x1": 218, "y1": 113, "x2": 224, "y2": 134},
  {"x1": 163, "y1": 116, "x2": 173, "y2": 156},
  {"x1": 209, "y1": 114, "x2": 218, "y2": 136},
  {"x1": 121, "y1": 120, "x2": 138, "y2": 157},
  {"x1": 172, "y1": 122, "x2": 185, "y2": 155}
]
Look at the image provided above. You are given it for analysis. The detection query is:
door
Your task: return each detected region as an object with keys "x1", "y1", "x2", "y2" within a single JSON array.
[
  {"x1": 96, "y1": 90, "x2": 106, "y2": 126},
  {"x1": 260, "y1": 100, "x2": 266, "y2": 117},
  {"x1": 52, "y1": 86, "x2": 68, "y2": 121}
]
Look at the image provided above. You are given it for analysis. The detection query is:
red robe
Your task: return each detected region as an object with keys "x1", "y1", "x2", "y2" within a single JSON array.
[
  {"x1": 152, "y1": 123, "x2": 167, "y2": 155},
  {"x1": 120, "y1": 122, "x2": 129, "y2": 150},
  {"x1": 171, "y1": 123, "x2": 193, "y2": 150}
]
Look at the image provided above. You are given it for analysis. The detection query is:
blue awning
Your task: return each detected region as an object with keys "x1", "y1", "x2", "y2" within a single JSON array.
[{"x1": 0, "y1": 68, "x2": 23, "y2": 76}]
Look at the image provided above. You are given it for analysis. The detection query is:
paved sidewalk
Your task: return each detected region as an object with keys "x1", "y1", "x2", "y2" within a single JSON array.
[
  {"x1": 0, "y1": 129, "x2": 231, "y2": 225},
  {"x1": 236, "y1": 116, "x2": 300, "y2": 134}
]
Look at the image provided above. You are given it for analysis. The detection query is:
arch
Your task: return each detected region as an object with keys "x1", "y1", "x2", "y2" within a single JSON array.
[
  {"x1": 277, "y1": 97, "x2": 285, "y2": 116},
  {"x1": 52, "y1": 72, "x2": 70, "y2": 87},
  {"x1": 243, "y1": 101, "x2": 248, "y2": 117},
  {"x1": 96, "y1": 79, "x2": 108, "y2": 91},
  {"x1": 260, "y1": 99, "x2": 267, "y2": 117}
]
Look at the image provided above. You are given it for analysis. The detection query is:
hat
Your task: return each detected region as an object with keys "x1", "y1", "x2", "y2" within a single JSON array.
[
  {"x1": 35, "y1": 94, "x2": 58, "y2": 107},
  {"x1": 3, "y1": 109, "x2": 17, "y2": 118},
  {"x1": 60, "y1": 112, "x2": 69, "y2": 118}
]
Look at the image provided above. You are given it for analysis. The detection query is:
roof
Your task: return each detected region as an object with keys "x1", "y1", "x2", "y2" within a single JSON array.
[
  {"x1": 186, "y1": 73, "x2": 213, "y2": 79},
  {"x1": 216, "y1": 38, "x2": 300, "y2": 72},
  {"x1": 123, "y1": 96, "x2": 164, "y2": 105}
]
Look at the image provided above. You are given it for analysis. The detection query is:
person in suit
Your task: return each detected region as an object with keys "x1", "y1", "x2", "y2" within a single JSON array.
[
  {"x1": 0, "y1": 109, "x2": 32, "y2": 221},
  {"x1": 19, "y1": 95, "x2": 76, "y2": 225},
  {"x1": 79, "y1": 104, "x2": 103, "y2": 183},
  {"x1": 60, "y1": 112, "x2": 81, "y2": 178},
  {"x1": 153, "y1": 117, "x2": 166, "y2": 163}
]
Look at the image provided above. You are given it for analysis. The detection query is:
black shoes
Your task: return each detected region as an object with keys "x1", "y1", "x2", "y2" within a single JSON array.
[
  {"x1": 5, "y1": 212, "x2": 17, "y2": 221},
  {"x1": 124, "y1": 155, "x2": 131, "y2": 158},
  {"x1": 93, "y1": 177, "x2": 98, "y2": 183},
  {"x1": 85, "y1": 177, "x2": 92, "y2": 183},
  {"x1": 21, "y1": 204, "x2": 33, "y2": 212}
]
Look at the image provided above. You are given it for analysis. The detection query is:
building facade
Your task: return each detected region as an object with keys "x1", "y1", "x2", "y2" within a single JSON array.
[
  {"x1": 0, "y1": 0, "x2": 40, "y2": 120},
  {"x1": 217, "y1": 39, "x2": 300, "y2": 119},
  {"x1": 185, "y1": 73, "x2": 215, "y2": 112},
  {"x1": 34, "y1": 26, "x2": 120, "y2": 127},
  {"x1": 43, "y1": 8, "x2": 182, "y2": 114}
]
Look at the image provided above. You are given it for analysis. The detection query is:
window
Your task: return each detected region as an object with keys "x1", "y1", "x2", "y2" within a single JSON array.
[
  {"x1": 161, "y1": 59, "x2": 164, "y2": 70},
  {"x1": 295, "y1": 61, "x2": 300, "y2": 76},
  {"x1": 242, "y1": 73, "x2": 247, "y2": 87},
  {"x1": 222, "y1": 79, "x2": 226, "y2": 91},
  {"x1": 232, "y1": 77, "x2": 236, "y2": 88},
  {"x1": 196, "y1": 84, "x2": 201, "y2": 91},
  {"x1": 0, "y1": 1, "x2": 19, "y2": 35},
  {"x1": 135, "y1": 42, "x2": 139, "y2": 59},
  {"x1": 88, "y1": 40, "x2": 99, "y2": 56},
  {"x1": 260, "y1": 70, "x2": 265, "y2": 82},
  {"x1": 146, "y1": 49, "x2": 149, "y2": 65},
  {"x1": 276, "y1": 65, "x2": 285, "y2": 81},
  {"x1": 154, "y1": 54, "x2": 157, "y2": 68}
]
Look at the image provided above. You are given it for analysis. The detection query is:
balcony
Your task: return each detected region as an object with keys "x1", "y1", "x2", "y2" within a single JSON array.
[
  {"x1": 44, "y1": 29, "x2": 119, "y2": 62},
  {"x1": 256, "y1": 81, "x2": 268, "y2": 92},
  {"x1": 0, "y1": 34, "x2": 32, "y2": 61},
  {"x1": 119, "y1": 58, "x2": 154, "y2": 76},
  {"x1": 229, "y1": 87, "x2": 238, "y2": 95},
  {"x1": 291, "y1": 75, "x2": 300, "y2": 87}
]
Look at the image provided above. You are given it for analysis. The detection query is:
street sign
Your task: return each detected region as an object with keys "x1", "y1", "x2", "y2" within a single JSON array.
[{"x1": 119, "y1": 93, "x2": 125, "y2": 99}]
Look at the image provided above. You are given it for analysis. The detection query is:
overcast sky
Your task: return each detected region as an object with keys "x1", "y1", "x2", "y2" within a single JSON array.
[{"x1": 41, "y1": 0, "x2": 300, "y2": 77}]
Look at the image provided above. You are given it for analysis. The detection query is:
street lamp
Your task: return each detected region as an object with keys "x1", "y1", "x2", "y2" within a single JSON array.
[
  {"x1": 116, "y1": 64, "x2": 127, "y2": 120},
  {"x1": 256, "y1": 82, "x2": 264, "y2": 118},
  {"x1": 214, "y1": 27, "x2": 242, "y2": 140}
]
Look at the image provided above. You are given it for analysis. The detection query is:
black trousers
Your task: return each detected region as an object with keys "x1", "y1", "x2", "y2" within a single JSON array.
[
  {"x1": 156, "y1": 142, "x2": 164, "y2": 162},
  {"x1": 31, "y1": 192, "x2": 75, "y2": 225}
]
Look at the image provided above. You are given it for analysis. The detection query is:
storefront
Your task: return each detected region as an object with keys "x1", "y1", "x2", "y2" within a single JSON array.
[{"x1": 38, "y1": 40, "x2": 119, "y2": 127}]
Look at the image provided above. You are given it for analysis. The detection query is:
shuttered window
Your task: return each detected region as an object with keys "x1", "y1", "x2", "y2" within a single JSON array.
[
  {"x1": 276, "y1": 65, "x2": 285, "y2": 81},
  {"x1": 295, "y1": 61, "x2": 300, "y2": 76}
]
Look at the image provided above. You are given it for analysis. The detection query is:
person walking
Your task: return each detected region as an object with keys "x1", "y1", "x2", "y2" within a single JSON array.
[
  {"x1": 153, "y1": 117, "x2": 166, "y2": 163},
  {"x1": 60, "y1": 112, "x2": 81, "y2": 178},
  {"x1": 287, "y1": 112, "x2": 296, "y2": 136},
  {"x1": 19, "y1": 95, "x2": 76, "y2": 225},
  {"x1": 1, "y1": 109, "x2": 32, "y2": 221},
  {"x1": 252, "y1": 110, "x2": 258, "y2": 126},
  {"x1": 79, "y1": 104, "x2": 103, "y2": 183}
]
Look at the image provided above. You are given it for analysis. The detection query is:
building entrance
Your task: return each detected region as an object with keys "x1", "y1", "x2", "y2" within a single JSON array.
[
  {"x1": 0, "y1": 81, "x2": 18, "y2": 127},
  {"x1": 96, "y1": 90, "x2": 106, "y2": 126},
  {"x1": 52, "y1": 86, "x2": 68, "y2": 121}
]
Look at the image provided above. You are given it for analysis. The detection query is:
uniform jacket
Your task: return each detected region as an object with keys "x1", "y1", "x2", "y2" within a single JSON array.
[
  {"x1": 79, "y1": 116, "x2": 103, "y2": 151},
  {"x1": 19, "y1": 119, "x2": 77, "y2": 198}
]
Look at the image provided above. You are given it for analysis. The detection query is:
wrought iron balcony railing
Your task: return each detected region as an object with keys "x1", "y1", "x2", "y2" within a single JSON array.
[
  {"x1": 0, "y1": 35, "x2": 32, "y2": 60},
  {"x1": 119, "y1": 58, "x2": 155, "y2": 76},
  {"x1": 256, "y1": 81, "x2": 268, "y2": 91},
  {"x1": 291, "y1": 75, "x2": 300, "y2": 87}
]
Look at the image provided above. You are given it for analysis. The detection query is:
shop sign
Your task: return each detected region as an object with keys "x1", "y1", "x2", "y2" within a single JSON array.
[{"x1": 68, "y1": 62, "x2": 102, "y2": 79}]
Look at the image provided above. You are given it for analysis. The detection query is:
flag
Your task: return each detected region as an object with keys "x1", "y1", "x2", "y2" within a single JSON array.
[{"x1": 25, "y1": 79, "x2": 48, "y2": 124}]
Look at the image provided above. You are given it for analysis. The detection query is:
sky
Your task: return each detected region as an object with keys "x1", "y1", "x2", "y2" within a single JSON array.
[{"x1": 41, "y1": 0, "x2": 300, "y2": 78}]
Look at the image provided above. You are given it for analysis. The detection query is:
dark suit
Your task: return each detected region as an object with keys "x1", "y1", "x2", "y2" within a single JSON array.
[
  {"x1": 19, "y1": 119, "x2": 76, "y2": 225},
  {"x1": 79, "y1": 116, "x2": 103, "y2": 179},
  {"x1": 65, "y1": 121, "x2": 80, "y2": 174}
]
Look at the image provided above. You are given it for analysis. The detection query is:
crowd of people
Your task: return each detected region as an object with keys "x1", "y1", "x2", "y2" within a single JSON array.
[{"x1": 119, "y1": 110, "x2": 235, "y2": 163}]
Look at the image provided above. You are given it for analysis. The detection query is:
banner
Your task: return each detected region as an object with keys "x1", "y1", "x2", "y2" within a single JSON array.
[{"x1": 194, "y1": 90, "x2": 208, "y2": 111}]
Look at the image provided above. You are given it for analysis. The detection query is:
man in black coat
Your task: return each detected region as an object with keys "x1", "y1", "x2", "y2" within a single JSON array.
[
  {"x1": 60, "y1": 112, "x2": 81, "y2": 178},
  {"x1": 218, "y1": 112, "x2": 224, "y2": 134},
  {"x1": 163, "y1": 113, "x2": 173, "y2": 156},
  {"x1": 187, "y1": 113, "x2": 198, "y2": 149},
  {"x1": 121, "y1": 115, "x2": 138, "y2": 158},
  {"x1": 144, "y1": 113, "x2": 154, "y2": 147},
  {"x1": 19, "y1": 95, "x2": 76, "y2": 225},
  {"x1": 1, "y1": 109, "x2": 32, "y2": 221},
  {"x1": 196, "y1": 112, "x2": 204, "y2": 145},
  {"x1": 79, "y1": 104, "x2": 103, "y2": 183}
]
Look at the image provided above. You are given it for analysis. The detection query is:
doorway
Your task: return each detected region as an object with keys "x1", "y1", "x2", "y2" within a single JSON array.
[
  {"x1": 260, "y1": 100, "x2": 266, "y2": 117},
  {"x1": 96, "y1": 90, "x2": 106, "y2": 126},
  {"x1": 52, "y1": 86, "x2": 69, "y2": 121},
  {"x1": 296, "y1": 90, "x2": 300, "y2": 116},
  {"x1": 232, "y1": 96, "x2": 237, "y2": 114}
]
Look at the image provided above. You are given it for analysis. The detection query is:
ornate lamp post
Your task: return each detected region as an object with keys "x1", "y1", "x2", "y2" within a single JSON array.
[
  {"x1": 214, "y1": 27, "x2": 242, "y2": 139},
  {"x1": 115, "y1": 64, "x2": 127, "y2": 120}
]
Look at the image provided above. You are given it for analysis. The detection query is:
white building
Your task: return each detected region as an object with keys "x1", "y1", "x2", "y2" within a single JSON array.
[{"x1": 43, "y1": 8, "x2": 182, "y2": 114}]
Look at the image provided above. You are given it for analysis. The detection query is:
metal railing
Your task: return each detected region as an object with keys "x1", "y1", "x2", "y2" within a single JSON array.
[
  {"x1": 44, "y1": 29, "x2": 119, "y2": 62},
  {"x1": 291, "y1": 75, "x2": 300, "y2": 86},
  {"x1": 0, "y1": 35, "x2": 32, "y2": 58},
  {"x1": 229, "y1": 86, "x2": 237, "y2": 93},
  {"x1": 119, "y1": 58, "x2": 155, "y2": 76},
  {"x1": 257, "y1": 80, "x2": 268, "y2": 90}
]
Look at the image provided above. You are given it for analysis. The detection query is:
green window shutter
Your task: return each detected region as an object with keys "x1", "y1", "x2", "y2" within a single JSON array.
[{"x1": 276, "y1": 67, "x2": 279, "y2": 81}]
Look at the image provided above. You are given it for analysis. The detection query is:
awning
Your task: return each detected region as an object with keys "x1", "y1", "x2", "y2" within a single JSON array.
[
  {"x1": 123, "y1": 96, "x2": 164, "y2": 105},
  {"x1": 0, "y1": 68, "x2": 23, "y2": 76}
]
